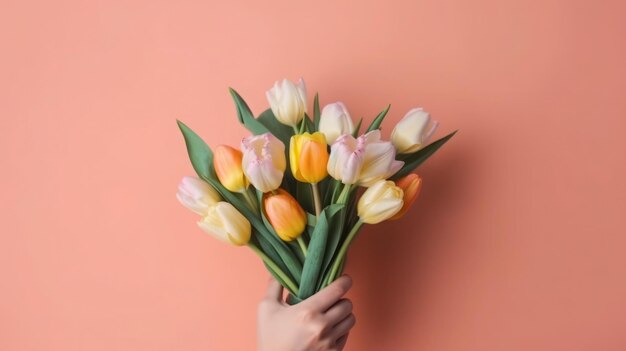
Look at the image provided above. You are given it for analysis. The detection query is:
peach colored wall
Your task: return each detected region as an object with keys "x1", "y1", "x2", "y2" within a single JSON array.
[{"x1": 2, "y1": 0, "x2": 625, "y2": 350}]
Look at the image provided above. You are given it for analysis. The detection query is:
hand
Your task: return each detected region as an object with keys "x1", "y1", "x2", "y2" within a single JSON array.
[{"x1": 257, "y1": 275, "x2": 356, "y2": 351}]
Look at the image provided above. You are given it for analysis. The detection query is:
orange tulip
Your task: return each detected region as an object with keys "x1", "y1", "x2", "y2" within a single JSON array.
[
  {"x1": 213, "y1": 145, "x2": 249, "y2": 193},
  {"x1": 390, "y1": 173, "x2": 422, "y2": 220},
  {"x1": 289, "y1": 132, "x2": 329, "y2": 183},
  {"x1": 263, "y1": 189, "x2": 307, "y2": 241}
]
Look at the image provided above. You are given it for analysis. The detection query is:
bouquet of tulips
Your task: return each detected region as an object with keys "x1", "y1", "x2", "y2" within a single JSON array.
[{"x1": 176, "y1": 78, "x2": 455, "y2": 303}]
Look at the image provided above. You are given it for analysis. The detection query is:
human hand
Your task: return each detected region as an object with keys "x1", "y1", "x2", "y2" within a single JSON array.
[{"x1": 257, "y1": 275, "x2": 356, "y2": 351}]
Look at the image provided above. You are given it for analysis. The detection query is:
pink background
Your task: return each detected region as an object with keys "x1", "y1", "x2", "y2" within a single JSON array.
[{"x1": 2, "y1": 0, "x2": 625, "y2": 350}]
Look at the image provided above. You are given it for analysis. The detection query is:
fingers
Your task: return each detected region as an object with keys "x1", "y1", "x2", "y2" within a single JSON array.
[
  {"x1": 335, "y1": 332, "x2": 350, "y2": 350},
  {"x1": 263, "y1": 276, "x2": 284, "y2": 302},
  {"x1": 329, "y1": 313, "x2": 356, "y2": 343},
  {"x1": 301, "y1": 275, "x2": 352, "y2": 312},
  {"x1": 324, "y1": 299, "x2": 353, "y2": 324}
]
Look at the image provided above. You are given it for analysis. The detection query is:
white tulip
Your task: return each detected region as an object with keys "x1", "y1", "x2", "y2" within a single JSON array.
[
  {"x1": 266, "y1": 78, "x2": 307, "y2": 127},
  {"x1": 391, "y1": 108, "x2": 439, "y2": 154},
  {"x1": 319, "y1": 102, "x2": 354, "y2": 144},
  {"x1": 176, "y1": 176, "x2": 221, "y2": 216},
  {"x1": 197, "y1": 202, "x2": 251, "y2": 246},
  {"x1": 357, "y1": 180, "x2": 404, "y2": 224}
]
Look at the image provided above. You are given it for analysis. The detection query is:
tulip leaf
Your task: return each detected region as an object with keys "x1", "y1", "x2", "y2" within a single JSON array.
[
  {"x1": 298, "y1": 204, "x2": 344, "y2": 299},
  {"x1": 254, "y1": 234, "x2": 297, "y2": 286},
  {"x1": 177, "y1": 120, "x2": 214, "y2": 180},
  {"x1": 352, "y1": 117, "x2": 363, "y2": 137},
  {"x1": 365, "y1": 104, "x2": 391, "y2": 132},
  {"x1": 317, "y1": 205, "x2": 348, "y2": 291},
  {"x1": 257, "y1": 108, "x2": 294, "y2": 146},
  {"x1": 391, "y1": 130, "x2": 458, "y2": 180},
  {"x1": 229, "y1": 88, "x2": 270, "y2": 135},
  {"x1": 313, "y1": 93, "x2": 321, "y2": 130}
]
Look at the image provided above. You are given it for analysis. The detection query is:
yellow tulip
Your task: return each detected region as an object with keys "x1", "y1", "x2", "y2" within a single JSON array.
[
  {"x1": 263, "y1": 189, "x2": 307, "y2": 241},
  {"x1": 357, "y1": 180, "x2": 404, "y2": 224},
  {"x1": 197, "y1": 202, "x2": 251, "y2": 246},
  {"x1": 289, "y1": 132, "x2": 329, "y2": 184},
  {"x1": 390, "y1": 173, "x2": 422, "y2": 220},
  {"x1": 213, "y1": 145, "x2": 249, "y2": 193}
]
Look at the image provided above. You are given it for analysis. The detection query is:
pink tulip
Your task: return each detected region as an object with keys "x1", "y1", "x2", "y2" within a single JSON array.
[
  {"x1": 241, "y1": 133, "x2": 287, "y2": 193},
  {"x1": 327, "y1": 130, "x2": 404, "y2": 187}
]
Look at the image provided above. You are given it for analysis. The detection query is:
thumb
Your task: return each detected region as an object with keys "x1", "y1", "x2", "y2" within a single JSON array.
[{"x1": 264, "y1": 276, "x2": 284, "y2": 303}]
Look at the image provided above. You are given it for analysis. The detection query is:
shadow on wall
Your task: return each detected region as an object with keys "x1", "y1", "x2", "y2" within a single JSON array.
[{"x1": 345, "y1": 135, "x2": 477, "y2": 343}]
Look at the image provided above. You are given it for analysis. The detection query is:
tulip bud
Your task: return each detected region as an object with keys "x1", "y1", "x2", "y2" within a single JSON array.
[
  {"x1": 391, "y1": 108, "x2": 439, "y2": 154},
  {"x1": 263, "y1": 189, "x2": 307, "y2": 241},
  {"x1": 241, "y1": 133, "x2": 286, "y2": 193},
  {"x1": 319, "y1": 102, "x2": 354, "y2": 144},
  {"x1": 289, "y1": 132, "x2": 329, "y2": 183},
  {"x1": 266, "y1": 78, "x2": 307, "y2": 127},
  {"x1": 357, "y1": 180, "x2": 404, "y2": 224},
  {"x1": 213, "y1": 145, "x2": 249, "y2": 193},
  {"x1": 197, "y1": 202, "x2": 251, "y2": 246},
  {"x1": 390, "y1": 173, "x2": 422, "y2": 220},
  {"x1": 176, "y1": 176, "x2": 221, "y2": 216},
  {"x1": 327, "y1": 130, "x2": 404, "y2": 187}
]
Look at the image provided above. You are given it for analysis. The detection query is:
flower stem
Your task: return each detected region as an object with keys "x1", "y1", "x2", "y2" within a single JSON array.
[
  {"x1": 326, "y1": 219, "x2": 364, "y2": 284},
  {"x1": 297, "y1": 237, "x2": 308, "y2": 257},
  {"x1": 242, "y1": 188, "x2": 258, "y2": 213},
  {"x1": 337, "y1": 184, "x2": 352, "y2": 204},
  {"x1": 248, "y1": 242, "x2": 299, "y2": 295},
  {"x1": 311, "y1": 182, "x2": 322, "y2": 217}
]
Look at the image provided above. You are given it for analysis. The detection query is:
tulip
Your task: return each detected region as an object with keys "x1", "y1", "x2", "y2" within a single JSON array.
[
  {"x1": 289, "y1": 132, "x2": 329, "y2": 184},
  {"x1": 357, "y1": 180, "x2": 404, "y2": 224},
  {"x1": 197, "y1": 202, "x2": 251, "y2": 246},
  {"x1": 327, "y1": 130, "x2": 404, "y2": 187},
  {"x1": 391, "y1": 108, "x2": 439, "y2": 154},
  {"x1": 390, "y1": 173, "x2": 422, "y2": 220},
  {"x1": 176, "y1": 176, "x2": 221, "y2": 216},
  {"x1": 266, "y1": 78, "x2": 307, "y2": 128},
  {"x1": 319, "y1": 102, "x2": 354, "y2": 144},
  {"x1": 213, "y1": 145, "x2": 249, "y2": 193},
  {"x1": 241, "y1": 133, "x2": 286, "y2": 193},
  {"x1": 263, "y1": 189, "x2": 307, "y2": 241}
]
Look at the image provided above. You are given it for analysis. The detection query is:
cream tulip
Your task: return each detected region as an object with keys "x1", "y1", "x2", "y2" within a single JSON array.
[
  {"x1": 319, "y1": 102, "x2": 354, "y2": 144},
  {"x1": 176, "y1": 176, "x2": 221, "y2": 216},
  {"x1": 357, "y1": 180, "x2": 404, "y2": 224},
  {"x1": 266, "y1": 78, "x2": 307, "y2": 127},
  {"x1": 391, "y1": 108, "x2": 439, "y2": 154},
  {"x1": 241, "y1": 133, "x2": 286, "y2": 193},
  {"x1": 197, "y1": 202, "x2": 251, "y2": 246},
  {"x1": 327, "y1": 130, "x2": 404, "y2": 187}
]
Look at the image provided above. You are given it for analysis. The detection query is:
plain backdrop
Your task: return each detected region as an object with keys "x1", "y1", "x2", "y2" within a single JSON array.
[{"x1": 1, "y1": 0, "x2": 625, "y2": 350}]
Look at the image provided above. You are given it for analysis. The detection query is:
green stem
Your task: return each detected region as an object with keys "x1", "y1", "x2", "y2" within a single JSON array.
[
  {"x1": 326, "y1": 219, "x2": 364, "y2": 284},
  {"x1": 311, "y1": 182, "x2": 322, "y2": 217},
  {"x1": 297, "y1": 237, "x2": 308, "y2": 257},
  {"x1": 242, "y1": 188, "x2": 258, "y2": 213},
  {"x1": 337, "y1": 184, "x2": 352, "y2": 204},
  {"x1": 249, "y1": 242, "x2": 299, "y2": 295},
  {"x1": 292, "y1": 125, "x2": 300, "y2": 134}
]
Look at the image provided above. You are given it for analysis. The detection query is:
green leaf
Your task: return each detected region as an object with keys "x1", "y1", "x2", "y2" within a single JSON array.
[
  {"x1": 298, "y1": 204, "x2": 344, "y2": 299},
  {"x1": 391, "y1": 130, "x2": 458, "y2": 180},
  {"x1": 229, "y1": 88, "x2": 269, "y2": 135},
  {"x1": 257, "y1": 108, "x2": 294, "y2": 146},
  {"x1": 317, "y1": 206, "x2": 348, "y2": 290},
  {"x1": 365, "y1": 104, "x2": 391, "y2": 132},
  {"x1": 313, "y1": 93, "x2": 321, "y2": 130},
  {"x1": 177, "y1": 120, "x2": 213, "y2": 180},
  {"x1": 352, "y1": 117, "x2": 363, "y2": 137}
]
